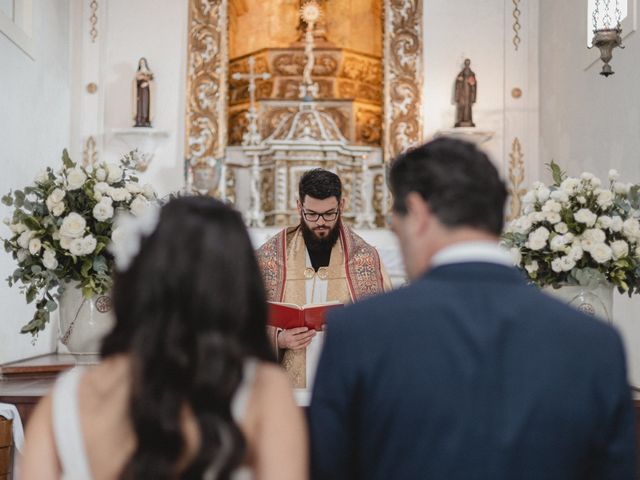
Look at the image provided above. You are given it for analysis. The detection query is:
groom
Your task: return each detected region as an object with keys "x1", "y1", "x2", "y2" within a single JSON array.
[{"x1": 308, "y1": 138, "x2": 637, "y2": 480}]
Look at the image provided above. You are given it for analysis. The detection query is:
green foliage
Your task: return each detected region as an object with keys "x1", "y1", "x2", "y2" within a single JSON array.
[{"x1": 546, "y1": 160, "x2": 566, "y2": 186}]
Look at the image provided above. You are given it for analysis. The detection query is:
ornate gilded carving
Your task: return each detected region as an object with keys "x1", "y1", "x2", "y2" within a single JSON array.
[
  {"x1": 89, "y1": 0, "x2": 98, "y2": 43},
  {"x1": 384, "y1": 0, "x2": 423, "y2": 162},
  {"x1": 82, "y1": 136, "x2": 97, "y2": 167},
  {"x1": 185, "y1": 0, "x2": 228, "y2": 168},
  {"x1": 507, "y1": 137, "x2": 526, "y2": 221},
  {"x1": 512, "y1": 0, "x2": 522, "y2": 52},
  {"x1": 356, "y1": 108, "x2": 382, "y2": 145}
]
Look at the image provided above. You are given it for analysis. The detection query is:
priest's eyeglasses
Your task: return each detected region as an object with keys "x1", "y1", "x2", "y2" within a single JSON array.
[{"x1": 302, "y1": 208, "x2": 340, "y2": 222}]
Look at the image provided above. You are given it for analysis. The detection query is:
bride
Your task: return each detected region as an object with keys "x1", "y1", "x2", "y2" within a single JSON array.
[{"x1": 21, "y1": 196, "x2": 308, "y2": 480}]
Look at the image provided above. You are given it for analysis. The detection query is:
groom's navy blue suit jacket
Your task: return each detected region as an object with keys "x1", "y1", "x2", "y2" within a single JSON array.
[{"x1": 308, "y1": 262, "x2": 636, "y2": 480}]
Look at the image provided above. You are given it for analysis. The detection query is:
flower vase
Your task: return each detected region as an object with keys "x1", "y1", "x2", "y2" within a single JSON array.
[
  {"x1": 544, "y1": 283, "x2": 614, "y2": 323},
  {"x1": 58, "y1": 282, "x2": 115, "y2": 354}
]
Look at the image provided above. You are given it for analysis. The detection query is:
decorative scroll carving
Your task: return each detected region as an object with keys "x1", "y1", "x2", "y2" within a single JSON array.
[
  {"x1": 89, "y1": 0, "x2": 98, "y2": 43},
  {"x1": 185, "y1": 0, "x2": 228, "y2": 167},
  {"x1": 356, "y1": 108, "x2": 383, "y2": 145},
  {"x1": 512, "y1": 0, "x2": 522, "y2": 52},
  {"x1": 507, "y1": 137, "x2": 526, "y2": 221},
  {"x1": 82, "y1": 136, "x2": 97, "y2": 167},
  {"x1": 384, "y1": 0, "x2": 423, "y2": 162}
]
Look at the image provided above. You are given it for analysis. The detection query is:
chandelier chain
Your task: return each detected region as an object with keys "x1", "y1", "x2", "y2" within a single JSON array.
[
  {"x1": 615, "y1": 0, "x2": 622, "y2": 28},
  {"x1": 603, "y1": 0, "x2": 612, "y2": 29},
  {"x1": 593, "y1": 0, "x2": 600, "y2": 31}
]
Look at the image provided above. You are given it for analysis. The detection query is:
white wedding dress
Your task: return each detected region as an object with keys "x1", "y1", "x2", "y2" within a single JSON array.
[{"x1": 52, "y1": 360, "x2": 257, "y2": 480}]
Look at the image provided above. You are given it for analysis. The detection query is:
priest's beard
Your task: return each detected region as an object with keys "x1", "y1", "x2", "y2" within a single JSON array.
[{"x1": 301, "y1": 217, "x2": 341, "y2": 252}]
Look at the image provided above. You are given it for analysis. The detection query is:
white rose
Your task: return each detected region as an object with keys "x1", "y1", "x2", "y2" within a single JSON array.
[
  {"x1": 66, "y1": 168, "x2": 87, "y2": 190},
  {"x1": 611, "y1": 240, "x2": 629, "y2": 259},
  {"x1": 559, "y1": 256, "x2": 576, "y2": 272},
  {"x1": 613, "y1": 181, "x2": 629, "y2": 195},
  {"x1": 126, "y1": 182, "x2": 142, "y2": 194},
  {"x1": 530, "y1": 212, "x2": 545, "y2": 223},
  {"x1": 52, "y1": 230, "x2": 60, "y2": 241},
  {"x1": 525, "y1": 261, "x2": 539, "y2": 274},
  {"x1": 560, "y1": 178, "x2": 580, "y2": 194},
  {"x1": 34, "y1": 168, "x2": 49, "y2": 184},
  {"x1": 536, "y1": 186, "x2": 550, "y2": 202},
  {"x1": 28, "y1": 237, "x2": 42, "y2": 255},
  {"x1": 94, "y1": 182, "x2": 110, "y2": 195},
  {"x1": 609, "y1": 169, "x2": 620, "y2": 181},
  {"x1": 51, "y1": 202, "x2": 65, "y2": 217},
  {"x1": 142, "y1": 184, "x2": 156, "y2": 200},
  {"x1": 93, "y1": 200, "x2": 114, "y2": 222},
  {"x1": 17, "y1": 230, "x2": 35, "y2": 249},
  {"x1": 526, "y1": 227, "x2": 550, "y2": 251},
  {"x1": 10, "y1": 222, "x2": 27, "y2": 234},
  {"x1": 590, "y1": 243, "x2": 613, "y2": 264},
  {"x1": 622, "y1": 218, "x2": 640, "y2": 239},
  {"x1": 60, "y1": 212, "x2": 86, "y2": 238},
  {"x1": 47, "y1": 188, "x2": 66, "y2": 205},
  {"x1": 108, "y1": 187, "x2": 131, "y2": 202},
  {"x1": 569, "y1": 245, "x2": 584, "y2": 261},
  {"x1": 509, "y1": 247, "x2": 522, "y2": 265},
  {"x1": 60, "y1": 235, "x2": 73, "y2": 250},
  {"x1": 550, "y1": 190, "x2": 569, "y2": 204},
  {"x1": 513, "y1": 216, "x2": 532, "y2": 234},
  {"x1": 95, "y1": 168, "x2": 107, "y2": 182},
  {"x1": 106, "y1": 163, "x2": 123, "y2": 183},
  {"x1": 582, "y1": 228, "x2": 606, "y2": 243},
  {"x1": 596, "y1": 190, "x2": 614, "y2": 209},
  {"x1": 17, "y1": 249, "x2": 29, "y2": 263},
  {"x1": 545, "y1": 212, "x2": 561, "y2": 225},
  {"x1": 81, "y1": 235, "x2": 97, "y2": 255},
  {"x1": 542, "y1": 200, "x2": 562, "y2": 213},
  {"x1": 550, "y1": 234, "x2": 572, "y2": 252},
  {"x1": 522, "y1": 190, "x2": 536, "y2": 205},
  {"x1": 597, "y1": 215, "x2": 612, "y2": 229},
  {"x1": 574, "y1": 208, "x2": 597, "y2": 227},
  {"x1": 554, "y1": 222, "x2": 569, "y2": 234},
  {"x1": 551, "y1": 258, "x2": 564, "y2": 273},
  {"x1": 129, "y1": 195, "x2": 149, "y2": 217},
  {"x1": 610, "y1": 216, "x2": 623, "y2": 232},
  {"x1": 577, "y1": 196, "x2": 587, "y2": 204},
  {"x1": 42, "y1": 249, "x2": 58, "y2": 270},
  {"x1": 69, "y1": 238, "x2": 85, "y2": 256}
]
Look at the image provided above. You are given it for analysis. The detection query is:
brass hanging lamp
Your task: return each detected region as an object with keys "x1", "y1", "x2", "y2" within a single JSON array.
[{"x1": 589, "y1": 0, "x2": 624, "y2": 77}]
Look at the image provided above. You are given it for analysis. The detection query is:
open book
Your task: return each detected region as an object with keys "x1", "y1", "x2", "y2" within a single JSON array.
[{"x1": 267, "y1": 301, "x2": 343, "y2": 331}]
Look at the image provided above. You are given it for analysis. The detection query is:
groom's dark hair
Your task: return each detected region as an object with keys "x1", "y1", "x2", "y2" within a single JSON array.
[{"x1": 389, "y1": 137, "x2": 507, "y2": 235}]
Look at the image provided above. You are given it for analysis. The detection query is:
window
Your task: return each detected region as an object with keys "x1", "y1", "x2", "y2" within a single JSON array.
[{"x1": 0, "y1": 0, "x2": 34, "y2": 58}]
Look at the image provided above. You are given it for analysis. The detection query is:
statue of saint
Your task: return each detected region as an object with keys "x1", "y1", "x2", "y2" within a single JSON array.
[
  {"x1": 454, "y1": 58, "x2": 476, "y2": 128},
  {"x1": 133, "y1": 58, "x2": 154, "y2": 127}
]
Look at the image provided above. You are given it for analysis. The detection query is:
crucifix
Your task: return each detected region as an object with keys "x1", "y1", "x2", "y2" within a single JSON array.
[{"x1": 232, "y1": 56, "x2": 271, "y2": 146}]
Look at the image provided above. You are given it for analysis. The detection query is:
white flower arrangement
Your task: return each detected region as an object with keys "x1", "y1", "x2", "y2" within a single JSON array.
[
  {"x1": 2, "y1": 150, "x2": 157, "y2": 335},
  {"x1": 502, "y1": 162, "x2": 640, "y2": 294}
]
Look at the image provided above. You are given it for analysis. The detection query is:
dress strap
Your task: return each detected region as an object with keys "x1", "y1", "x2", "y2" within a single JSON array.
[
  {"x1": 52, "y1": 367, "x2": 93, "y2": 480},
  {"x1": 231, "y1": 359, "x2": 258, "y2": 422}
]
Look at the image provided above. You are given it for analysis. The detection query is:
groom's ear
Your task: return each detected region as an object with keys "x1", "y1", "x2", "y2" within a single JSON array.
[{"x1": 405, "y1": 192, "x2": 431, "y2": 235}]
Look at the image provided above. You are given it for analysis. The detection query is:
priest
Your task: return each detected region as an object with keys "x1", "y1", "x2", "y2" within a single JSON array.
[{"x1": 256, "y1": 169, "x2": 391, "y2": 391}]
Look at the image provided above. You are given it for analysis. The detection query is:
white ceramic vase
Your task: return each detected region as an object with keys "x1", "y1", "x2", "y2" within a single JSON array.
[
  {"x1": 58, "y1": 282, "x2": 115, "y2": 354},
  {"x1": 544, "y1": 283, "x2": 614, "y2": 323}
]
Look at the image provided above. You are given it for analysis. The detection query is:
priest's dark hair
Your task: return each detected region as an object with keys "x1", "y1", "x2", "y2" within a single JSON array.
[
  {"x1": 101, "y1": 195, "x2": 274, "y2": 480},
  {"x1": 298, "y1": 168, "x2": 342, "y2": 203},
  {"x1": 389, "y1": 137, "x2": 507, "y2": 236}
]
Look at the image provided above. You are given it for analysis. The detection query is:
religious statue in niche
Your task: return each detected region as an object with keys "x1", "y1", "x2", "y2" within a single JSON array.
[
  {"x1": 454, "y1": 58, "x2": 476, "y2": 128},
  {"x1": 133, "y1": 57, "x2": 154, "y2": 127}
]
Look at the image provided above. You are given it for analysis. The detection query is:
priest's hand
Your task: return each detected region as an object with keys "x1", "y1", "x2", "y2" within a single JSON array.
[{"x1": 277, "y1": 327, "x2": 316, "y2": 350}]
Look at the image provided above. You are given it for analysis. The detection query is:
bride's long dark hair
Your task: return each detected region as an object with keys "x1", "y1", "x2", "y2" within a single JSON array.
[{"x1": 101, "y1": 196, "x2": 274, "y2": 479}]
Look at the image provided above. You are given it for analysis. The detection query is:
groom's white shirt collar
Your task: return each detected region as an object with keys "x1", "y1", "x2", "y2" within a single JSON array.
[{"x1": 430, "y1": 241, "x2": 514, "y2": 269}]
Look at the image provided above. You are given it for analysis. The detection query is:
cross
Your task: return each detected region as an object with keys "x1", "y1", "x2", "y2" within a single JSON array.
[{"x1": 232, "y1": 56, "x2": 271, "y2": 146}]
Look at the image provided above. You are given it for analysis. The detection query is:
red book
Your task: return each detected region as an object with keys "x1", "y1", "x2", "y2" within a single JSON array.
[{"x1": 267, "y1": 301, "x2": 343, "y2": 331}]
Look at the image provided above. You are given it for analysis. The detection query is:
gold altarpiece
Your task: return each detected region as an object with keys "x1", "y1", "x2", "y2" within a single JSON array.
[{"x1": 184, "y1": 0, "x2": 423, "y2": 227}]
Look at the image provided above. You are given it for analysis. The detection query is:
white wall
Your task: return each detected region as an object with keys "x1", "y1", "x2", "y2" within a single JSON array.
[
  {"x1": 0, "y1": 1, "x2": 71, "y2": 363},
  {"x1": 100, "y1": 0, "x2": 188, "y2": 197},
  {"x1": 539, "y1": 0, "x2": 640, "y2": 386},
  {"x1": 423, "y1": 0, "x2": 505, "y2": 166}
]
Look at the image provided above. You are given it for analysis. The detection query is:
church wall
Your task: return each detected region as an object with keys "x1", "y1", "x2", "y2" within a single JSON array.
[
  {"x1": 90, "y1": 0, "x2": 189, "y2": 197},
  {"x1": 539, "y1": 0, "x2": 640, "y2": 387},
  {"x1": 421, "y1": 0, "x2": 540, "y2": 199},
  {"x1": 0, "y1": 1, "x2": 71, "y2": 363}
]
